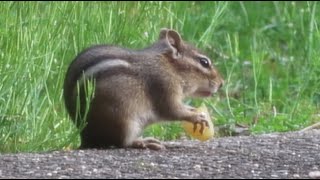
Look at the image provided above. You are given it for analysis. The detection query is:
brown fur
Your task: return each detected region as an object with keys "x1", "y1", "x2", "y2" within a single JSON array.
[{"x1": 63, "y1": 28, "x2": 224, "y2": 149}]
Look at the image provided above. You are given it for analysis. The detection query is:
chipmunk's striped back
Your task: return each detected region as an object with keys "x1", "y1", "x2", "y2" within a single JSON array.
[{"x1": 63, "y1": 45, "x2": 134, "y2": 121}]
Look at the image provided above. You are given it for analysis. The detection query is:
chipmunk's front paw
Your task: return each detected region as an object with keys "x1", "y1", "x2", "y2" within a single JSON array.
[{"x1": 191, "y1": 112, "x2": 210, "y2": 134}]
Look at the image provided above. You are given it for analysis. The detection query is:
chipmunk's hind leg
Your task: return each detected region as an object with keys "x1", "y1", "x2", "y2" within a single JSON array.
[{"x1": 131, "y1": 137, "x2": 166, "y2": 150}]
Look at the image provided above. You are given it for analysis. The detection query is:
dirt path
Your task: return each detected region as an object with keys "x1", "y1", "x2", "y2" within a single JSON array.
[{"x1": 1, "y1": 130, "x2": 320, "y2": 178}]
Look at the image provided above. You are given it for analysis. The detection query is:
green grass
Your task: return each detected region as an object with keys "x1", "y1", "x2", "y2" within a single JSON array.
[{"x1": 0, "y1": 1, "x2": 319, "y2": 153}]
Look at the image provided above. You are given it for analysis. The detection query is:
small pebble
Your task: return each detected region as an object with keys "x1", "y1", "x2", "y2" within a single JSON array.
[{"x1": 309, "y1": 171, "x2": 320, "y2": 178}]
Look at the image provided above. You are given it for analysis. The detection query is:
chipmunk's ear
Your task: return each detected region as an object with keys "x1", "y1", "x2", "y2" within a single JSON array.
[{"x1": 159, "y1": 28, "x2": 183, "y2": 59}]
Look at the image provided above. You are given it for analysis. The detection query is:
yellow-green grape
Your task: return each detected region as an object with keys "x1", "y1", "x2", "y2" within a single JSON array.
[{"x1": 181, "y1": 104, "x2": 214, "y2": 141}]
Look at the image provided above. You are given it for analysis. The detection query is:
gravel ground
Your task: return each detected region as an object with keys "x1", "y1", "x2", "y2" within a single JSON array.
[{"x1": 1, "y1": 130, "x2": 320, "y2": 179}]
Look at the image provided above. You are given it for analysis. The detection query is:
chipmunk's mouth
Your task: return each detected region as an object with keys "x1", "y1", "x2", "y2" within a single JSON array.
[
  {"x1": 196, "y1": 91, "x2": 212, "y2": 97},
  {"x1": 194, "y1": 86, "x2": 219, "y2": 97}
]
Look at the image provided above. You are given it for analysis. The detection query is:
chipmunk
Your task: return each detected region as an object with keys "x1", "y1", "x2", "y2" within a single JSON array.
[{"x1": 63, "y1": 28, "x2": 224, "y2": 150}]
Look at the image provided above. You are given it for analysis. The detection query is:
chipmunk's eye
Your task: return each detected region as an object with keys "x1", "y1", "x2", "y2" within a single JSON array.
[{"x1": 198, "y1": 57, "x2": 210, "y2": 68}]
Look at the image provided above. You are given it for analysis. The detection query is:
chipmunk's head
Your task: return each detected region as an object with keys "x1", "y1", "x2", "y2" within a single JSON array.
[{"x1": 158, "y1": 28, "x2": 224, "y2": 97}]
